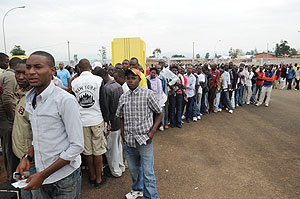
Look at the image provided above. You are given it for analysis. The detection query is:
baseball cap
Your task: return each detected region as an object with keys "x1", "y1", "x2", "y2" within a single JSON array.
[{"x1": 125, "y1": 69, "x2": 141, "y2": 78}]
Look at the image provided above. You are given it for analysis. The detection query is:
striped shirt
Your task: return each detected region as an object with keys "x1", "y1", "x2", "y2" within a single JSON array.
[{"x1": 116, "y1": 86, "x2": 162, "y2": 148}]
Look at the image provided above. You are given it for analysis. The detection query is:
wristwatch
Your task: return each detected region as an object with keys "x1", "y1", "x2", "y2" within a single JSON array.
[{"x1": 22, "y1": 154, "x2": 33, "y2": 162}]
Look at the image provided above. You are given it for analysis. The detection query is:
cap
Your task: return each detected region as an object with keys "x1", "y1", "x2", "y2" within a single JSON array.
[{"x1": 125, "y1": 69, "x2": 141, "y2": 78}]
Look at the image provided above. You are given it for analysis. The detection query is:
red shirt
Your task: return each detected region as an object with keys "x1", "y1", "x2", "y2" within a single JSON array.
[{"x1": 209, "y1": 69, "x2": 220, "y2": 88}]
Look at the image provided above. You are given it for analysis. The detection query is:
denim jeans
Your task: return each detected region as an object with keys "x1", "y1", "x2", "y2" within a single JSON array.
[
  {"x1": 235, "y1": 85, "x2": 244, "y2": 105},
  {"x1": 161, "y1": 106, "x2": 165, "y2": 127},
  {"x1": 287, "y1": 79, "x2": 293, "y2": 90},
  {"x1": 21, "y1": 163, "x2": 42, "y2": 199},
  {"x1": 186, "y1": 96, "x2": 195, "y2": 120},
  {"x1": 123, "y1": 142, "x2": 159, "y2": 199},
  {"x1": 200, "y1": 92, "x2": 207, "y2": 114},
  {"x1": 193, "y1": 95, "x2": 201, "y2": 117},
  {"x1": 169, "y1": 94, "x2": 183, "y2": 126},
  {"x1": 214, "y1": 92, "x2": 221, "y2": 110},
  {"x1": 40, "y1": 168, "x2": 81, "y2": 199},
  {"x1": 221, "y1": 91, "x2": 233, "y2": 110},
  {"x1": 251, "y1": 84, "x2": 262, "y2": 103}
]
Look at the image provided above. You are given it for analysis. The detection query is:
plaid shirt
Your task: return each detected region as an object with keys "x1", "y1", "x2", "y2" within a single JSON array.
[{"x1": 116, "y1": 86, "x2": 162, "y2": 148}]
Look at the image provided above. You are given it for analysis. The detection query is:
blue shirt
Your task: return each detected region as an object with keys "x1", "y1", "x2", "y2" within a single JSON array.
[
  {"x1": 287, "y1": 68, "x2": 295, "y2": 79},
  {"x1": 25, "y1": 81, "x2": 84, "y2": 184},
  {"x1": 57, "y1": 69, "x2": 71, "y2": 87}
]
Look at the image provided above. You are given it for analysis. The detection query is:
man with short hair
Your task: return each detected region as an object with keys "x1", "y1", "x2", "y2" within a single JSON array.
[
  {"x1": 113, "y1": 69, "x2": 130, "y2": 93},
  {"x1": 122, "y1": 59, "x2": 130, "y2": 71},
  {"x1": 16, "y1": 51, "x2": 84, "y2": 198},
  {"x1": 129, "y1": 57, "x2": 147, "y2": 88},
  {"x1": 56, "y1": 62, "x2": 71, "y2": 88},
  {"x1": 116, "y1": 69, "x2": 163, "y2": 199},
  {"x1": 12, "y1": 59, "x2": 42, "y2": 198},
  {"x1": 97, "y1": 68, "x2": 125, "y2": 177},
  {"x1": 256, "y1": 66, "x2": 276, "y2": 107},
  {"x1": 0, "y1": 52, "x2": 9, "y2": 74},
  {"x1": 72, "y1": 59, "x2": 107, "y2": 188},
  {"x1": 208, "y1": 64, "x2": 220, "y2": 112},
  {"x1": 184, "y1": 65, "x2": 197, "y2": 122},
  {"x1": 0, "y1": 57, "x2": 20, "y2": 182}
]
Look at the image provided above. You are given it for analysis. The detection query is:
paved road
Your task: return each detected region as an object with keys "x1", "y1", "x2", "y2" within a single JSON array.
[{"x1": 81, "y1": 89, "x2": 300, "y2": 199}]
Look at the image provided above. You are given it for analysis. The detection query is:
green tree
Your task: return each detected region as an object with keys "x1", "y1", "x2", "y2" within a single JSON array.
[
  {"x1": 229, "y1": 48, "x2": 237, "y2": 59},
  {"x1": 171, "y1": 54, "x2": 185, "y2": 58},
  {"x1": 205, "y1": 52, "x2": 210, "y2": 59},
  {"x1": 74, "y1": 54, "x2": 78, "y2": 64},
  {"x1": 289, "y1": 48, "x2": 297, "y2": 56},
  {"x1": 10, "y1": 45, "x2": 26, "y2": 56},
  {"x1": 275, "y1": 40, "x2": 290, "y2": 56},
  {"x1": 152, "y1": 48, "x2": 161, "y2": 58},
  {"x1": 196, "y1": 53, "x2": 200, "y2": 59}
]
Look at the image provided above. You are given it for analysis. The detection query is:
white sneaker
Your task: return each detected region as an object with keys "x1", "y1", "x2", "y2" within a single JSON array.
[
  {"x1": 255, "y1": 103, "x2": 260, "y2": 107},
  {"x1": 229, "y1": 110, "x2": 233, "y2": 114},
  {"x1": 246, "y1": 102, "x2": 250, "y2": 105},
  {"x1": 193, "y1": 117, "x2": 197, "y2": 122},
  {"x1": 182, "y1": 115, "x2": 186, "y2": 120},
  {"x1": 218, "y1": 108, "x2": 222, "y2": 112},
  {"x1": 159, "y1": 126, "x2": 164, "y2": 131},
  {"x1": 125, "y1": 190, "x2": 143, "y2": 199},
  {"x1": 197, "y1": 116, "x2": 201, "y2": 120},
  {"x1": 265, "y1": 104, "x2": 269, "y2": 107}
]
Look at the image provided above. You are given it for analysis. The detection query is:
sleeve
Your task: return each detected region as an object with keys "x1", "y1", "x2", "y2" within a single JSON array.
[
  {"x1": 99, "y1": 85, "x2": 110, "y2": 123},
  {"x1": 2, "y1": 73, "x2": 17, "y2": 105},
  {"x1": 148, "y1": 91, "x2": 162, "y2": 114},
  {"x1": 157, "y1": 79, "x2": 162, "y2": 106},
  {"x1": 110, "y1": 85, "x2": 123, "y2": 115},
  {"x1": 59, "y1": 97, "x2": 84, "y2": 161},
  {"x1": 116, "y1": 94, "x2": 125, "y2": 119}
]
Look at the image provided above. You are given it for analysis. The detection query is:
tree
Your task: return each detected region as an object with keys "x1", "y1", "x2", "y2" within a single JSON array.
[
  {"x1": 98, "y1": 46, "x2": 107, "y2": 62},
  {"x1": 245, "y1": 48, "x2": 258, "y2": 55},
  {"x1": 214, "y1": 53, "x2": 221, "y2": 58},
  {"x1": 10, "y1": 45, "x2": 25, "y2": 56},
  {"x1": 171, "y1": 54, "x2": 185, "y2": 58},
  {"x1": 152, "y1": 48, "x2": 161, "y2": 58},
  {"x1": 290, "y1": 48, "x2": 297, "y2": 56},
  {"x1": 205, "y1": 52, "x2": 210, "y2": 59},
  {"x1": 196, "y1": 53, "x2": 200, "y2": 59},
  {"x1": 74, "y1": 54, "x2": 78, "y2": 64},
  {"x1": 275, "y1": 40, "x2": 291, "y2": 56},
  {"x1": 229, "y1": 48, "x2": 237, "y2": 59}
]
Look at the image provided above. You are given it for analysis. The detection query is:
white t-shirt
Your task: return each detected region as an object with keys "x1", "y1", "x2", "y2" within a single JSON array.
[
  {"x1": 122, "y1": 82, "x2": 130, "y2": 93},
  {"x1": 197, "y1": 74, "x2": 205, "y2": 94},
  {"x1": 245, "y1": 71, "x2": 254, "y2": 87},
  {"x1": 71, "y1": 71, "x2": 103, "y2": 127}
]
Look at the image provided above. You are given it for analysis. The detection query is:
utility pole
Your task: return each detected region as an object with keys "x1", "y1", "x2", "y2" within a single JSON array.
[
  {"x1": 192, "y1": 42, "x2": 195, "y2": 66},
  {"x1": 67, "y1": 41, "x2": 71, "y2": 64}
]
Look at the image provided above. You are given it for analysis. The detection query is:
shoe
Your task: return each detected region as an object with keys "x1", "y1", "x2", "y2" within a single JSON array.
[
  {"x1": 236, "y1": 104, "x2": 239, "y2": 107},
  {"x1": 265, "y1": 104, "x2": 269, "y2": 107},
  {"x1": 159, "y1": 126, "x2": 164, "y2": 131},
  {"x1": 213, "y1": 110, "x2": 218, "y2": 113},
  {"x1": 177, "y1": 124, "x2": 182, "y2": 128},
  {"x1": 255, "y1": 103, "x2": 260, "y2": 107},
  {"x1": 125, "y1": 190, "x2": 143, "y2": 199},
  {"x1": 181, "y1": 115, "x2": 186, "y2": 120},
  {"x1": 164, "y1": 125, "x2": 169, "y2": 129},
  {"x1": 193, "y1": 117, "x2": 197, "y2": 122},
  {"x1": 218, "y1": 108, "x2": 222, "y2": 112},
  {"x1": 197, "y1": 116, "x2": 201, "y2": 120},
  {"x1": 94, "y1": 177, "x2": 107, "y2": 189},
  {"x1": 229, "y1": 110, "x2": 233, "y2": 114},
  {"x1": 169, "y1": 124, "x2": 175, "y2": 128},
  {"x1": 200, "y1": 113, "x2": 203, "y2": 116},
  {"x1": 246, "y1": 102, "x2": 250, "y2": 105}
]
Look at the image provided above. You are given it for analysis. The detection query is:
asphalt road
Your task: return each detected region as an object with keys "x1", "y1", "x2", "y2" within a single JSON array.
[{"x1": 81, "y1": 89, "x2": 300, "y2": 199}]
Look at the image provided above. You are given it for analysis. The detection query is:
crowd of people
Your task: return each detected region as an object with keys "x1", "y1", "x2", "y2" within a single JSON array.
[{"x1": 0, "y1": 50, "x2": 299, "y2": 199}]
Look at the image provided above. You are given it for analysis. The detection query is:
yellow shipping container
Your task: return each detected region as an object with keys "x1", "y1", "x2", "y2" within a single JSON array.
[{"x1": 112, "y1": 37, "x2": 146, "y2": 70}]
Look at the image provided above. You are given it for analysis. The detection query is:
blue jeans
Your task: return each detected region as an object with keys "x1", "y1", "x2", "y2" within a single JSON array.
[
  {"x1": 40, "y1": 168, "x2": 81, "y2": 199},
  {"x1": 214, "y1": 92, "x2": 221, "y2": 110},
  {"x1": 193, "y1": 95, "x2": 201, "y2": 117},
  {"x1": 287, "y1": 79, "x2": 293, "y2": 89},
  {"x1": 160, "y1": 106, "x2": 165, "y2": 127},
  {"x1": 186, "y1": 96, "x2": 195, "y2": 120},
  {"x1": 123, "y1": 142, "x2": 159, "y2": 199},
  {"x1": 21, "y1": 163, "x2": 42, "y2": 199},
  {"x1": 169, "y1": 94, "x2": 183, "y2": 126},
  {"x1": 251, "y1": 84, "x2": 262, "y2": 103},
  {"x1": 221, "y1": 91, "x2": 233, "y2": 110},
  {"x1": 235, "y1": 85, "x2": 244, "y2": 105}
]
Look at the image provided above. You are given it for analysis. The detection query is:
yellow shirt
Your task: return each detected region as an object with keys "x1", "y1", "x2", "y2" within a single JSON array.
[{"x1": 139, "y1": 72, "x2": 147, "y2": 88}]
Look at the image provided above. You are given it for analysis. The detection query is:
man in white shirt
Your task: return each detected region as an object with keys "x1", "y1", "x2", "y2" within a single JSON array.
[
  {"x1": 16, "y1": 51, "x2": 84, "y2": 198},
  {"x1": 72, "y1": 59, "x2": 107, "y2": 188},
  {"x1": 244, "y1": 66, "x2": 254, "y2": 105},
  {"x1": 184, "y1": 65, "x2": 197, "y2": 122},
  {"x1": 221, "y1": 65, "x2": 234, "y2": 113}
]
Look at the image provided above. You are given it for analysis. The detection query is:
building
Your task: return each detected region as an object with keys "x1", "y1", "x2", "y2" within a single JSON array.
[
  {"x1": 111, "y1": 37, "x2": 146, "y2": 69},
  {"x1": 255, "y1": 52, "x2": 277, "y2": 58}
]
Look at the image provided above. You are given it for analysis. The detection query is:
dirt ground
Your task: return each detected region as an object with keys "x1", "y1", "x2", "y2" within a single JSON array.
[{"x1": 1, "y1": 89, "x2": 300, "y2": 199}]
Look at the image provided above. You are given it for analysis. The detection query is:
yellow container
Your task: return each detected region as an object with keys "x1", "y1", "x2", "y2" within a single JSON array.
[{"x1": 112, "y1": 37, "x2": 146, "y2": 70}]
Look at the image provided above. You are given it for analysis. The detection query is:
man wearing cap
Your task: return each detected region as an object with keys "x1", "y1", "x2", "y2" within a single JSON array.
[
  {"x1": 129, "y1": 57, "x2": 148, "y2": 89},
  {"x1": 116, "y1": 69, "x2": 163, "y2": 199}
]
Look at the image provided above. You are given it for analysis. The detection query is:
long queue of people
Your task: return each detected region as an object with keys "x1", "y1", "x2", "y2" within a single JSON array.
[{"x1": 0, "y1": 50, "x2": 299, "y2": 199}]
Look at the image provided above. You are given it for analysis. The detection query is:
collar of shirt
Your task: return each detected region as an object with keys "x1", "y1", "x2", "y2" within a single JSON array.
[
  {"x1": 26, "y1": 81, "x2": 55, "y2": 107},
  {"x1": 79, "y1": 71, "x2": 92, "y2": 76},
  {"x1": 127, "y1": 85, "x2": 141, "y2": 95}
]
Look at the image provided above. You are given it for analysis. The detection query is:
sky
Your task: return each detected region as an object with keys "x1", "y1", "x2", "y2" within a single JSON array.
[{"x1": 1, "y1": 0, "x2": 300, "y2": 61}]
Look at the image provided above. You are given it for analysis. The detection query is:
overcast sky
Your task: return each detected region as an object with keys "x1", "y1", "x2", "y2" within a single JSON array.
[{"x1": 1, "y1": 0, "x2": 300, "y2": 61}]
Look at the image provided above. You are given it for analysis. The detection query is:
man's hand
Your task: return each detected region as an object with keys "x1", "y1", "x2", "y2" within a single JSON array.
[
  {"x1": 147, "y1": 130, "x2": 155, "y2": 144},
  {"x1": 15, "y1": 158, "x2": 30, "y2": 180},
  {"x1": 24, "y1": 172, "x2": 46, "y2": 190}
]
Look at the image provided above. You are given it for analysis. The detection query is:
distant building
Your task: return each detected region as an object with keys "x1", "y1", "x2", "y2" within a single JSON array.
[{"x1": 255, "y1": 52, "x2": 277, "y2": 58}]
